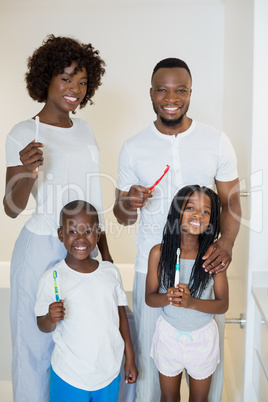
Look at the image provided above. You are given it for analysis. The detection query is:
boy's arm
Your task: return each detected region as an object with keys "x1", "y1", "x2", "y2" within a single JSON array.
[
  {"x1": 97, "y1": 231, "x2": 113, "y2": 262},
  {"x1": 118, "y1": 306, "x2": 138, "y2": 383},
  {"x1": 168, "y1": 271, "x2": 229, "y2": 315},
  {"x1": 145, "y1": 245, "x2": 170, "y2": 308},
  {"x1": 37, "y1": 301, "x2": 65, "y2": 333}
]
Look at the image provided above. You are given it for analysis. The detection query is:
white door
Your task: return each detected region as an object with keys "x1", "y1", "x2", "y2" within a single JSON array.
[{"x1": 224, "y1": 194, "x2": 250, "y2": 401}]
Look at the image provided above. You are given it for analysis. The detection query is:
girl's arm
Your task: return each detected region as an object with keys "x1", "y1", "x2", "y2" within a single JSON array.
[
  {"x1": 145, "y1": 244, "x2": 170, "y2": 308},
  {"x1": 168, "y1": 271, "x2": 229, "y2": 315},
  {"x1": 118, "y1": 306, "x2": 138, "y2": 383},
  {"x1": 37, "y1": 301, "x2": 65, "y2": 333}
]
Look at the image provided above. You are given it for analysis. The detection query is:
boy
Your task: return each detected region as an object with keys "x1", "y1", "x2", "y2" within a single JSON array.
[{"x1": 35, "y1": 200, "x2": 138, "y2": 402}]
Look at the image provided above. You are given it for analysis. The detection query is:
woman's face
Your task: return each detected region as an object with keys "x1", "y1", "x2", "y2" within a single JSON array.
[{"x1": 46, "y1": 61, "x2": 88, "y2": 114}]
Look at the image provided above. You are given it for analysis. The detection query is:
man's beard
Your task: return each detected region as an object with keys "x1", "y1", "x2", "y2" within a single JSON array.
[
  {"x1": 160, "y1": 114, "x2": 185, "y2": 127},
  {"x1": 152, "y1": 101, "x2": 188, "y2": 128}
]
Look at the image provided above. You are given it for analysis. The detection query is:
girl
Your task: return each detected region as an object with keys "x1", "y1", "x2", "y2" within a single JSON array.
[
  {"x1": 145, "y1": 185, "x2": 229, "y2": 402},
  {"x1": 3, "y1": 35, "x2": 112, "y2": 402}
]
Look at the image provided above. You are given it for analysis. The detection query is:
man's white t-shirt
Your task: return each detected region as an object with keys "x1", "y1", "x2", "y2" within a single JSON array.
[
  {"x1": 35, "y1": 260, "x2": 128, "y2": 391},
  {"x1": 116, "y1": 120, "x2": 238, "y2": 274}
]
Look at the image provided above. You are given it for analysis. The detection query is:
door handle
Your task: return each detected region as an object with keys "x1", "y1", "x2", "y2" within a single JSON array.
[{"x1": 225, "y1": 313, "x2": 246, "y2": 329}]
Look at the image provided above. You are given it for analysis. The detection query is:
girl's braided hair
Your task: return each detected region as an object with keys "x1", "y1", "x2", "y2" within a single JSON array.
[{"x1": 158, "y1": 185, "x2": 221, "y2": 297}]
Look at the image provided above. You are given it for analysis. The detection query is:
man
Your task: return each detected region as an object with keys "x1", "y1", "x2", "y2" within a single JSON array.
[{"x1": 113, "y1": 58, "x2": 241, "y2": 402}]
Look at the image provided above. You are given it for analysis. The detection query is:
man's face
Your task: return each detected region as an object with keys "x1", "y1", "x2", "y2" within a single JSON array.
[{"x1": 150, "y1": 67, "x2": 192, "y2": 129}]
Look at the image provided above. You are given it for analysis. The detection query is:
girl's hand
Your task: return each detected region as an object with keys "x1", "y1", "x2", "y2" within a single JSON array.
[
  {"x1": 167, "y1": 284, "x2": 194, "y2": 309},
  {"x1": 48, "y1": 300, "x2": 65, "y2": 323},
  {"x1": 19, "y1": 140, "x2": 44, "y2": 173},
  {"x1": 124, "y1": 358, "x2": 138, "y2": 384}
]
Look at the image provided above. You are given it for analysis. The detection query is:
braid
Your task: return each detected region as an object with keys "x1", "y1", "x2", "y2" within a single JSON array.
[{"x1": 188, "y1": 187, "x2": 221, "y2": 297}]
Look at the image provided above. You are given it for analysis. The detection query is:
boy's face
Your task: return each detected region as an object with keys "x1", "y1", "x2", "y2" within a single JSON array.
[{"x1": 58, "y1": 209, "x2": 100, "y2": 262}]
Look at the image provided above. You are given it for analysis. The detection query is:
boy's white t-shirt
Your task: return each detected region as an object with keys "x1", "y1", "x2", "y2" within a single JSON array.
[
  {"x1": 5, "y1": 118, "x2": 105, "y2": 235},
  {"x1": 35, "y1": 260, "x2": 128, "y2": 391}
]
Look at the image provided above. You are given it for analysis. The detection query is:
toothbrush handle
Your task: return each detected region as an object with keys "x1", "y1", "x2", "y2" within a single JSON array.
[{"x1": 174, "y1": 270, "x2": 180, "y2": 286}]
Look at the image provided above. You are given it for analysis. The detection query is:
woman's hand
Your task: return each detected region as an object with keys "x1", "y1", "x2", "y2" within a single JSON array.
[{"x1": 19, "y1": 140, "x2": 44, "y2": 173}]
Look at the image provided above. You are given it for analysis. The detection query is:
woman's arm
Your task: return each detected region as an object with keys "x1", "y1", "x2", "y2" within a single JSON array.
[
  {"x1": 3, "y1": 141, "x2": 44, "y2": 218},
  {"x1": 4, "y1": 166, "x2": 37, "y2": 218},
  {"x1": 145, "y1": 245, "x2": 170, "y2": 308}
]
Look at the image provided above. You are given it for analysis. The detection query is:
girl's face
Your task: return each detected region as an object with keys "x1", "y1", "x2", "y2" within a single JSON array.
[
  {"x1": 180, "y1": 191, "x2": 211, "y2": 235},
  {"x1": 46, "y1": 61, "x2": 88, "y2": 114}
]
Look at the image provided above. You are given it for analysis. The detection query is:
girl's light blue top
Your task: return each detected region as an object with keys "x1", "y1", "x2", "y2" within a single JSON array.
[{"x1": 159, "y1": 259, "x2": 214, "y2": 331}]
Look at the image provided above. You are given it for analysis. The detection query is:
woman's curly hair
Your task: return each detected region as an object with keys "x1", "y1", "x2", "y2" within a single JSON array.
[{"x1": 25, "y1": 34, "x2": 105, "y2": 108}]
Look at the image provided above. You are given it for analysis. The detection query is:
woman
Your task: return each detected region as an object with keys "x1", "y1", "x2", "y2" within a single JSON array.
[{"x1": 3, "y1": 34, "x2": 112, "y2": 402}]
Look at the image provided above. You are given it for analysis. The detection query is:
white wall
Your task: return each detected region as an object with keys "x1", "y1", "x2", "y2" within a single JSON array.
[
  {"x1": 244, "y1": 0, "x2": 268, "y2": 399},
  {"x1": 0, "y1": 0, "x2": 225, "y2": 264},
  {"x1": 223, "y1": 0, "x2": 254, "y2": 399}
]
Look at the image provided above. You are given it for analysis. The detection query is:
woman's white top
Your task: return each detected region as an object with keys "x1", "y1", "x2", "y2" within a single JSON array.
[{"x1": 5, "y1": 118, "x2": 105, "y2": 236}]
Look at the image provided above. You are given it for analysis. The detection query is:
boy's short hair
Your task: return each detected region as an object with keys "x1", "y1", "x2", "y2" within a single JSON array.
[{"x1": 59, "y1": 200, "x2": 99, "y2": 227}]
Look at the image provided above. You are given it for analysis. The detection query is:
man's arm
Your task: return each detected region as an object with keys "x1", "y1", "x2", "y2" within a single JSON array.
[
  {"x1": 202, "y1": 178, "x2": 241, "y2": 274},
  {"x1": 113, "y1": 186, "x2": 153, "y2": 226}
]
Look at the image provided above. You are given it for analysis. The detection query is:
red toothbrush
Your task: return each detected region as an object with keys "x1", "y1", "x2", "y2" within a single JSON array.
[{"x1": 149, "y1": 165, "x2": 170, "y2": 191}]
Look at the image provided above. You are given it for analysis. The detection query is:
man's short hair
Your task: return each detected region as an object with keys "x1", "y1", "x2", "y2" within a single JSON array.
[{"x1": 152, "y1": 58, "x2": 192, "y2": 82}]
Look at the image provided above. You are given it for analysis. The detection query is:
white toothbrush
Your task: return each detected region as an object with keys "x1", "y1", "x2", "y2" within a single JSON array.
[
  {"x1": 35, "y1": 116, "x2": 39, "y2": 172},
  {"x1": 174, "y1": 248, "x2": 180, "y2": 286}
]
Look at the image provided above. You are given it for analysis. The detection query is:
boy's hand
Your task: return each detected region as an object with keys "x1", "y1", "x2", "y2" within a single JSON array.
[
  {"x1": 124, "y1": 358, "x2": 138, "y2": 384},
  {"x1": 48, "y1": 300, "x2": 65, "y2": 323}
]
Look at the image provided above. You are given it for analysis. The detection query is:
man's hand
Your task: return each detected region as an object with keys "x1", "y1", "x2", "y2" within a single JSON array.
[
  {"x1": 126, "y1": 185, "x2": 153, "y2": 209},
  {"x1": 202, "y1": 238, "x2": 232, "y2": 274},
  {"x1": 113, "y1": 186, "x2": 153, "y2": 226}
]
